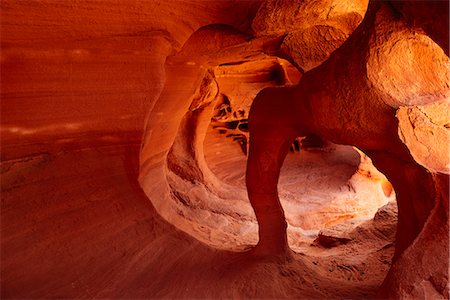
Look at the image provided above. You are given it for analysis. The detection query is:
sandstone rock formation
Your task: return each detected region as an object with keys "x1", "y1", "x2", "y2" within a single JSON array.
[
  {"x1": 243, "y1": 1, "x2": 449, "y2": 297},
  {"x1": 1, "y1": 0, "x2": 449, "y2": 299},
  {"x1": 252, "y1": 0, "x2": 368, "y2": 72}
]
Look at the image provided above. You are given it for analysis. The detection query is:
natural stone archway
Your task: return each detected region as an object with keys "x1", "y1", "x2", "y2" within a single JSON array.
[
  {"x1": 139, "y1": 0, "x2": 375, "y2": 251},
  {"x1": 2, "y1": 0, "x2": 448, "y2": 298},
  {"x1": 139, "y1": 22, "x2": 391, "y2": 252},
  {"x1": 138, "y1": 3, "x2": 448, "y2": 298},
  {"x1": 139, "y1": 24, "x2": 295, "y2": 249},
  {"x1": 245, "y1": 1, "x2": 449, "y2": 297}
]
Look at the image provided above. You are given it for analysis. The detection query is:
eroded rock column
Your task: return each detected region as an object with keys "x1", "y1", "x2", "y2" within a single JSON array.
[
  {"x1": 246, "y1": 90, "x2": 300, "y2": 256},
  {"x1": 245, "y1": 0, "x2": 449, "y2": 297}
]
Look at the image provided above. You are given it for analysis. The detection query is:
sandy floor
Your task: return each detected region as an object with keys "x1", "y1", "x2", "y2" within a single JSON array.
[{"x1": 2, "y1": 135, "x2": 396, "y2": 298}]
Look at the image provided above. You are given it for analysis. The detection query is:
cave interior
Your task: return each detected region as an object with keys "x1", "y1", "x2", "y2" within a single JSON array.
[{"x1": 1, "y1": 0, "x2": 449, "y2": 299}]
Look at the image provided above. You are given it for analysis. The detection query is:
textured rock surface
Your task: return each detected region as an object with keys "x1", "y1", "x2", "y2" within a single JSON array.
[
  {"x1": 1, "y1": 0, "x2": 260, "y2": 160},
  {"x1": 366, "y1": 6, "x2": 449, "y2": 108},
  {"x1": 252, "y1": 0, "x2": 368, "y2": 72},
  {"x1": 0, "y1": 144, "x2": 397, "y2": 298},
  {"x1": 397, "y1": 101, "x2": 450, "y2": 174},
  {"x1": 139, "y1": 25, "x2": 394, "y2": 252},
  {"x1": 243, "y1": 1, "x2": 449, "y2": 298},
  {"x1": 1, "y1": 0, "x2": 449, "y2": 299}
]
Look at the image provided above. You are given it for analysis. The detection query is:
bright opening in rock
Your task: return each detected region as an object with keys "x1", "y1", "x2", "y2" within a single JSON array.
[
  {"x1": 144, "y1": 46, "x2": 398, "y2": 255},
  {"x1": 4, "y1": 0, "x2": 448, "y2": 299},
  {"x1": 205, "y1": 116, "x2": 398, "y2": 252}
]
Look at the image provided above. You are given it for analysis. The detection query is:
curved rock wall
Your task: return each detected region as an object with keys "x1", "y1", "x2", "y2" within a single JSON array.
[
  {"x1": 1, "y1": 0, "x2": 260, "y2": 160},
  {"x1": 139, "y1": 0, "x2": 449, "y2": 298},
  {"x1": 243, "y1": 1, "x2": 449, "y2": 297},
  {"x1": 2, "y1": 0, "x2": 449, "y2": 298}
]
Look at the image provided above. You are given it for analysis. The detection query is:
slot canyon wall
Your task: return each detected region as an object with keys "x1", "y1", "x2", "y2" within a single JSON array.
[{"x1": 1, "y1": 0, "x2": 449, "y2": 299}]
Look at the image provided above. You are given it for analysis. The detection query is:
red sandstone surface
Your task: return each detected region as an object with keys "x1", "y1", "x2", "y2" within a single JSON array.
[{"x1": 1, "y1": 0, "x2": 449, "y2": 299}]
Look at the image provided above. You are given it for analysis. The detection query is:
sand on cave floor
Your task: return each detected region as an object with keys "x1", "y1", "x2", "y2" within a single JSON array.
[{"x1": 1, "y1": 137, "x2": 396, "y2": 299}]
